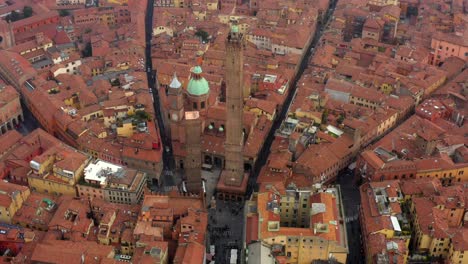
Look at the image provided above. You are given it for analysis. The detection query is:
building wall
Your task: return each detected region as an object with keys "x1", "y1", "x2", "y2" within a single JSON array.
[
  {"x1": 349, "y1": 95, "x2": 379, "y2": 110},
  {"x1": 368, "y1": 0, "x2": 399, "y2": 7},
  {"x1": 116, "y1": 122, "x2": 134, "y2": 137},
  {"x1": 153, "y1": 26, "x2": 174, "y2": 37},
  {"x1": 362, "y1": 29, "x2": 380, "y2": 41},
  {"x1": 99, "y1": 12, "x2": 116, "y2": 27},
  {"x1": 0, "y1": 188, "x2": 30, "y2": 223},
  {"x1": 0, "y1": 204, "x2": 16, "y2": 224},
  {"x1": 431, "y1": 38, "x2": 468, "y2": 66},
  {"x1": 0, "y1": 86, "x2": 23, "y2": 135},
  {"x1": 262, "y1": 235, "x2": 347, "y2": 264},
  {"x1": 247, "y1": 34, "x2": 272, "y2": 50},
  {"x1": 415, "y1": 166, "x2": 467, "y2": 185},
  {"x1": 104, "y1": 177, "x2": 145, "y2": 204},
  {"x1": 428, "y1": 236, "x2": 451, "y2": 259},
  {"x1": 122, "y1": 156, "x2": 162, "y2": 183},
  {"x1": 52, "y1": 60, "x2": 82, "y2": 77},
  {"x1": 13, "y1": 14, "x2": 60, "y2": 34},
  {"x1": 78, "y1": 173, "x2": 146, "y2": 204},
  {"x1": 57, "y1": 0, "x2": 86, "y2": 5},
  {"x1": 424, "y1": 75, "x2": 446, "y2": 96},
  {"x1": 279, "y1": 192, "x2": 311, "y2": 228},
  {"x1": 448, "y1": 245, "x2": 468, "y2": 264},
  {"x1": 28, "y1": 176, "x2": 77, "y2": 196},
  {"x1": 78, "y1": 185, "x2": 105, "y2": 200},
  {"x1": 376, "y1": 111, "x2": 398, "y2": 136}
]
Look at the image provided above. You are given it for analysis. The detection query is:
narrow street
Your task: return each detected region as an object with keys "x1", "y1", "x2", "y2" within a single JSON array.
[
  {"x1": 144, "y1": 0, "x2": 176, "y2": 187},
  {"x1": 337, "y1": 171, "x2": 364, "y2": 264},
  {"x1": 16, "y1": 101, "x2": 40, "y2": 135},
  {"x1": 247, "y1": 0, "x2": 338, "y2": 195}
]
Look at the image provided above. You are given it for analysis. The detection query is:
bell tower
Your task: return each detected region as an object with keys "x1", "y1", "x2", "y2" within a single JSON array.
[
  {"x1": 168, "y1": 72, "x2": 184, "y2": 142},
  {"x1": 183, "y1": 111, "x2": 202, "y2": 194}
]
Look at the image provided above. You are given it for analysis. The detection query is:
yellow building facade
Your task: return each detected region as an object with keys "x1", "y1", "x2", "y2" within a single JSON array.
[
  {"x1": 0, "y1": 183, "x2": 30, "y2": 223},
  {"x1": 28, "y1": 175, "x2": 78, "y2": 197},
  {"x1": 415, "y1": 166, "x2": 467, "y2": 184},
  {"x1": 27, "y1": 149, "x2": 91, "y2": 197},
  {"x1": 448, "y1": 241, "x2": 468, "y2": 264}
]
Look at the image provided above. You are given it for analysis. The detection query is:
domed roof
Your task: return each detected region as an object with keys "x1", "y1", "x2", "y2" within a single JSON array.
[
  {"x1": 187, "y1": 77, "x2": 210, "y2": 96},
  {"x1": 187, "y1": 66, "x2": 209, "y2": 96},
  {"x1": 192, "y1": 66, "x2": 203, "y2": 74}
]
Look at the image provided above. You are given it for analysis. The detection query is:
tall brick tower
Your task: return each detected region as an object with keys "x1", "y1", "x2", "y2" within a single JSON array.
[
  {"x1": 168, "y1": 72, "x2": 184, "y2": 140},
  {"x1": 183, "y1": 111, "x2": 202, "y2": 193},
  {"x1": 217, "y1": 24, "x2": 249, "y2": 201}
]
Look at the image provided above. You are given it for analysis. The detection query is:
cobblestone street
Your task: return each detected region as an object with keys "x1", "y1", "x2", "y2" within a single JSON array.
[{"x1": 208, "y1": 200, "x2": 244, "y2": 263}]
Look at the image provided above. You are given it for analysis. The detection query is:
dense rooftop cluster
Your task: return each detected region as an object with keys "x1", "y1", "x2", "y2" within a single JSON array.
[
  {"x1": 0, "y1": 0, "x2": 464, "y2": 263},
  {"x1": 249, "y1": 0, "x2": 467, "y2": 263},
  {"x1": 0, "y1": 0, "x2": 163, "y2": 185}
]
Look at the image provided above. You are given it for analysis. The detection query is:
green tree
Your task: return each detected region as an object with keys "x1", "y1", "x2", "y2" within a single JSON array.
[
  {"x1": 337, "y1": 114, "x2": 345, "y2": 124},
  {"x1": 135, "y1": 110, "x2": 150, "y2": 121},
  {"x1": 321, "y1": 109, "x2": 329, "y2": 124},
  {"x1": 6, "y1": 11, "x2": 21, "y2": 22},
  {"x1": 23, "y1": 6, "x2": 33, "y2": 18},
  {"x1": 59, "y1": 9, "x2": 70, "y2": 17},
  {"x1": 110, "y1": 79, "x2": 121, "y2": 87},
  {"x1": 82, "y1": 42, "x2": 92, "y2": 57},
  {"x1": 195, "y1": 29, "x2": 209, "y2": 42}
]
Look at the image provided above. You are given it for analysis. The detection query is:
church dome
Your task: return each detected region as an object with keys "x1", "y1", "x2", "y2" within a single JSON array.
[
  {"x1": 187, "y1": 66, "x2": 209, "y2": 96},
  {"x1": 192, "y1": 66, "x2": 203, "y2": 74}
]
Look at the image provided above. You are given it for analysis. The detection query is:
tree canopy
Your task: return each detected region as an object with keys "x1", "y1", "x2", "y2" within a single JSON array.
[{"x1": 195, "y1": 29, "x2": 209, "y2": 42}]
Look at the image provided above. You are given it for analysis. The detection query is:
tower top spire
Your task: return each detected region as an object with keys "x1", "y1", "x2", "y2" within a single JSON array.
[
  {"x1": 169, "y1": 72, "x2": 182, "y2": 89},
  {"x1": 227, "y1": 22, "x2": 243, "y2": 44}
]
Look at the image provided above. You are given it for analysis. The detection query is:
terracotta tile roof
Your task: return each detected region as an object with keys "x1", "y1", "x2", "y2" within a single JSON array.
[
  {"x1": 367, "y1": 233, "x2": 407, "y2": 264},
  {"x1": 400, "y1": 178, "x2": 441, "y2": 197},
  {"x1": 245, "y1": 98, "x2": 277, "y2": 115},
  {"x1": 0, "y1": 85, "x2": 19, "y2": 108},
  {"x1": 12, "y1": 192, "x2": 59, "y2": 229},
  {"x1": 246, "y1": 214, "x2": 259, "y2": 244},
  {"x1": 451, "y1": 228, "x2": 468, "y2": 251},
  {"x1": 177, "y1": 242, "x2": 205, "y2": 264},
  {"x1": 48, "y1": 197, "x2": 93, "y2": 236},
  {"x1": 30, "y1": 240, "x2": 114, "y2": 264},
  {"x1": 0, "y1": 130, "x2": 22, "y2": 156},
  {"x1": 310, "y1": 192, "x2": 340, "y2": 242},
  {"x1": 12, "y1": 11, "x2": 58, "y2": 29},
  {"x1": 360, "y1": 182, "x2": 399, "y2": 236}
]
